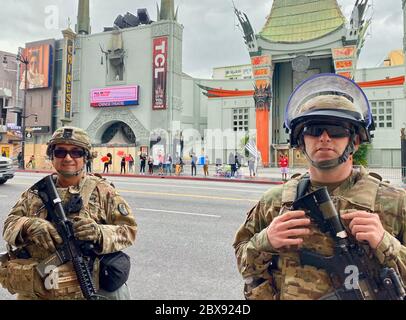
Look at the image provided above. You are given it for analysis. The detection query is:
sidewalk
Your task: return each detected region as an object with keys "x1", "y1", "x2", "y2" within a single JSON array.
[
  {"x1": 15, "y1": 165, "x2": 286, "y2": 185},
  {"x1": 15, "y1": 165, "x2": 406, "y2": 187}
]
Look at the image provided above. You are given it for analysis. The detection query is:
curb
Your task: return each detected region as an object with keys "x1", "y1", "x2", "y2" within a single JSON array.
[{"x1": 16, "y1": 169, "x2": 284, "y2": 185}]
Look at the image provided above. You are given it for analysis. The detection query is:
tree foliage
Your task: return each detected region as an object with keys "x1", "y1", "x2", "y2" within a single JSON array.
[{"x1": 353, "y1": 143, "x2": 370, "y2": 166}]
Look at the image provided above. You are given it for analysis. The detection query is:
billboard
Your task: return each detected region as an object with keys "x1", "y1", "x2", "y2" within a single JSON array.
[
  {"x1": 64, "y1": 39, "x2": 73, "y2": 119},
  {"x1": 90, "y1": 86, "x2": 140, "y2": 107},
  {"x1": 20, "y1": 44, "x2": 52, "y2": 90},
  {"x1": 152, "y1": 37, "x2": 168, "y2": 110}
]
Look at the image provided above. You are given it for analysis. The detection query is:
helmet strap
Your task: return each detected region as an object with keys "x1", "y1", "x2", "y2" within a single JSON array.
[
  {"x1": 302, "y1": 134, "x2": 357, "y2": 170},
  {"x1": 56, "y1": 167, "x2": 85, "y2": 178}
]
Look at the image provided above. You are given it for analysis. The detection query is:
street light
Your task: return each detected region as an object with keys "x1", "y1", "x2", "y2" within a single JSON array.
[{"x1": 3, "y1": 53, "x2": 30, "y2": 169}]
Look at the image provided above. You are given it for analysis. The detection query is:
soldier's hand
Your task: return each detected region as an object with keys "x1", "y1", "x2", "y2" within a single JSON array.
[
  {"x1": 266, "y1": 210, "x2": 311, "y2": 249},
  {"x1": 23, "y1": 218, "x2": 63, "y2": 252},
  {"x1": 72, "y1": 216, "x2": 101, "y2": 243},
  {"x1": 341, "y1": 211, "x2": 385, "y2": 249}
]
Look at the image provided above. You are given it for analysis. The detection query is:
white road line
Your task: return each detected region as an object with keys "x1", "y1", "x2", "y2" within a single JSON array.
[
  {"x1": 0, "y1": 195, "x2": 6, "y2": 198},
  {"x1": 114, "y1": 181, "x2": 267, "y2": 193},
  {"x1": 137, "y1": 207, "x2": 221, "y2": 219}
]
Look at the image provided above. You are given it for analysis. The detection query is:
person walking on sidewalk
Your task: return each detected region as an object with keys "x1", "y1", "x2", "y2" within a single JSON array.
[
  {"x1": 203, "y1": 155, "x2": 209, "y2": 177},
  {"x1": 128, "y1": 154, "x2": 134, "y2": 173},
  {"x1": 165, "y1": 154, "x2": 173, "y2": 175},
  {"x1": 191, "y1": 153, "x2": 197, "y2": 176},
  {"x1": 278, "y1": 154, "x2": 289, "y2": 181},
  {"x1": 248, "y1": 157, "x2": 255, "y2": 178},
  {"x1": 120, "y1": 157, "x2": 126, "y2": 174},
  {"x1": 140, "y1": 154, "x2": 146, "y2": 175},
  {"x1": 148, "y1": 156, "x2": 154, "y2": 175}
]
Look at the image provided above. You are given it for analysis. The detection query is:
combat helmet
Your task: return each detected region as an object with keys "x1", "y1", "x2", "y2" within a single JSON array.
[
  {"x1": 284, "y1": 73, "x2": 375, "y2": 169},
  {"x1": 46, "y1": 126, "x2": 92, "y2": 160}
]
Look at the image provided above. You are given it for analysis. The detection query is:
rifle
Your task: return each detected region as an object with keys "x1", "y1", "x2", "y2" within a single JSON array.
[
  {"x1": 31, "y1": 175, "x2": 106, "y2": 300},
  {"x1": 292, "y1": 187, "x2": 406, "y2": 300}
]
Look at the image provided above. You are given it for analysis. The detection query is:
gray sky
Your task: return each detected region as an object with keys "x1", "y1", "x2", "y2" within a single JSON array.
[{"x1": 0, "y1": 0, "x2": 403, "y2": 78}]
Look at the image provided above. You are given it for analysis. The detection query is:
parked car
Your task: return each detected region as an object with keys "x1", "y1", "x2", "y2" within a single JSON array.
[{"x1": 0, "y1": 156, "x2": 15, "y2": 184}]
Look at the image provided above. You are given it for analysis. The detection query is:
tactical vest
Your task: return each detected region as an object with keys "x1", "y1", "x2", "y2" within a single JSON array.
[
  {"x1": 0, "y1": 174, "x2": 107, "y2": 300},
  {"x1": 268, "y1": 168, "x2": 390, "y2": 300}
]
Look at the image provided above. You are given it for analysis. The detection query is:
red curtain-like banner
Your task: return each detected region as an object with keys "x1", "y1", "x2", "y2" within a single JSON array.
[{"x1": 152, "y1": 37, "x2": 168, "y2": 110}]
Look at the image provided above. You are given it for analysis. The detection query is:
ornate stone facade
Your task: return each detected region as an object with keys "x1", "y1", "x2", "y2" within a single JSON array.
[{"x1": 86, "y1": 109, "x2": 150, "y2": 144}]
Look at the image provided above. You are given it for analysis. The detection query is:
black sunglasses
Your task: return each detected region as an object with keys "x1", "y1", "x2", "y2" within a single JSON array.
[
  {"x1": 302, "y1": 124, "x2": 353, "y2": 138},
  {"x1": 53, "y1": 148, "x2": 86, "y2": 159}
]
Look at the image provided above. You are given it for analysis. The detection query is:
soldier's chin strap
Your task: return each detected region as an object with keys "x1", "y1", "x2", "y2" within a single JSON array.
[
  {"x1": 302, "y1": 135, "x2": 357, "y2": 171},
  {"x1": 56, "y1": 167, "x2": 84, "y2": 178},
  {"x1": 56, "y1": 158, "x2": 86, "y2": 178}
]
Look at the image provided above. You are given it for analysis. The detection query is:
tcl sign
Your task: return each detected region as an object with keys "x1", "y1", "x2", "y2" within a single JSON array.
[{"x1": 152, "y1": 37, "x2": 168, "y2": 110}]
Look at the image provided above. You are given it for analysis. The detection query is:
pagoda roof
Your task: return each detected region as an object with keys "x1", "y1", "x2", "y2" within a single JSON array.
[{"x1": 259, "y1": 0, "x2": 346, "y2": 43}]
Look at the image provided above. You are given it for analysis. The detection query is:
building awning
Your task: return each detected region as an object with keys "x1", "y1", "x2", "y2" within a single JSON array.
[{"x1": 199, "y1": 76, "x2": 406, "y2": 99}]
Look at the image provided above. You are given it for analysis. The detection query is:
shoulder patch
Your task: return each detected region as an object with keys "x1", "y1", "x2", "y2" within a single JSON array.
[{"x1": 118, "y1": 203, "x2": 129, "y2": 216}]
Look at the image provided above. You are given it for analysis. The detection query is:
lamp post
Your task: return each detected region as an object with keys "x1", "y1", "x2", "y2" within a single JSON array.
[{"x1": 16, "y1": 52, "x2": 29, "y2": 169}]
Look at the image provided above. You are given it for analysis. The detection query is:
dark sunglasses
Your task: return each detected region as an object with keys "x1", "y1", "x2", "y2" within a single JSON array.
[
  {"x1": 302, "y1": 124, "x2": 352, "y2": 138},
  {"x1": 53, "y1": 149, "x2": 86, "y2": 159}
]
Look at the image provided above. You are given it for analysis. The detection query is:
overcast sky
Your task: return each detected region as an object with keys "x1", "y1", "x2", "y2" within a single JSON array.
[{"x1": 0, "y1": 0, "x2": 404, "y2": 78}]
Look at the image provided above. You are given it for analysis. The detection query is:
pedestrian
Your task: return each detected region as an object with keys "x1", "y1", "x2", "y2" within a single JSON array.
[
  {"x1": 17, "y1": 152, "x2": 23, "y2": 169},
  {"x1": 128, "y1": 154, "x2": 134, "y2": 173},
  {"x1": 120, "y1": 156, "x2": 126, "y2": 174},
  {"x1": 103, "y1": 153, "x2": 111, "y2": 173},
  {"x1": 86, "y1": 157, "x2": 92, "y2": 173},
  {"x1": 191, "y1": 153, "x2": 197, "y2": 176},
  {"x1": 229, "y1": 152, "x2": 236, "y2": 177},
  {"x1": 158, "y1": 153, "x2": 164, "y2": 176},
  {"x1": 165, "y1": 154, "x2": 172, "y2": 175},
  {"x1": 26, "y1": 155, "x2": 35, "y2": 169},
  {"x1": 1, "y1": 126, "x2": 136, "y2": 300},
  {"x1": 148, "y1": 156, "x2": 154, "y2": 175},
  {"x1": 233, "y1": 73, "x2": 406, "y2": 300},
  {"x1": 140, "y1": 153, "x2": 146, "y2": 175},
  {"x1": 203, "y1": 155, "x2": 209, "y2": 177},
  {"x1": 279, "y1": 154, "x2": 289, "y2": 181},
  {"x1": 248, "y1": 157, "x2": 255, "y2": 177}
]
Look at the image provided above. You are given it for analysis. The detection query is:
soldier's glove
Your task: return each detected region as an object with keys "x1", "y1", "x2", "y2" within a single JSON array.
[
  {"x1": 72, "y1": 216, "x2": 102, "y2": 244},
  {"x1": 23, "y1": 218, "x2": 63, "y2": 252}
]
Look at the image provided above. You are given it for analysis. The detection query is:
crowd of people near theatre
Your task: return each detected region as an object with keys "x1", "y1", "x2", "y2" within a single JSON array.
[{"x1": 85, "y1": 150, "x2": 268, "y2": 179}]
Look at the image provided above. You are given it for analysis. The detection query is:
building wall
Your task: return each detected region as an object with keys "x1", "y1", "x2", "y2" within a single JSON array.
[
  {"x1": 73, "y1": 21, "x2": 184, "y2": 154},
  {"x1": 355, "y1": 66, "x2": 406, "y2": 167}
]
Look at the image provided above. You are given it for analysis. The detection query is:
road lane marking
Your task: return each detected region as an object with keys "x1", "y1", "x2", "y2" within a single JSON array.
[
  {"x1": 10, "y1": 183, "x2": 259, "y2": 202},
  {"x1": 119, "y1": 189, "x2": 258, "y2": 202},
  {"x1": 111, "y1": 181, "x2": 267, "y2": 193},
  {"x1": 137, "y1": 208, "x2": 221, "y2": 218},
  {"x1": 0, "y1": 195, "x2": 6, "y2": 198}
]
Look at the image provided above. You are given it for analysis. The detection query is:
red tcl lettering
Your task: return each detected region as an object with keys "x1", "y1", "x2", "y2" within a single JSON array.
[{"x1": 152, "y1": 37, "x2": 168, "y2": 110}]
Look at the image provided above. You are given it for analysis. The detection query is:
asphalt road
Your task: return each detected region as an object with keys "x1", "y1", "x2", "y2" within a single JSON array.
[{"x1": 0, "y1": 172, "x2": 274, "y2": 300}]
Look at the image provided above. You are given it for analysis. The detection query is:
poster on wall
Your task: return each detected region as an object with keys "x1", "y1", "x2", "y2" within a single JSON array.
[
  {"x1": 20, "y1": 44, "x2": 52, "y2": 90},
  {"x1": 152, "y1": 37, "x2": 168, "y2": 110}
]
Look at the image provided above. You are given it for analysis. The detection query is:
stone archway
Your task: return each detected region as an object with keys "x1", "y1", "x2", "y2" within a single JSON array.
[{"x1": 86, "y1": 109, "x2": 150, "y2": 144}]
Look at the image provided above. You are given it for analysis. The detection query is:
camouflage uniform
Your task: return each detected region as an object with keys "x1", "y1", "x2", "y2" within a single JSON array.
[
  {"x1": 1, "y1": 127, "x2": 136, "y2": 300},
  {"x1": 233, "y1": 167, "x2": 406, "y2": 300},
  {"x1": 2, "y1": 173, "x2": 136, "y2": 300}
]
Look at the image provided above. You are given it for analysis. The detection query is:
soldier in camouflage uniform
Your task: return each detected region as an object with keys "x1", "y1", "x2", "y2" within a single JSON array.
[
  {"x1": 233, "y1": 74, "x2": 406, "y2": 300},
  {"x1": 1, "y1": 127, "x2": 137, "y2": 300}
]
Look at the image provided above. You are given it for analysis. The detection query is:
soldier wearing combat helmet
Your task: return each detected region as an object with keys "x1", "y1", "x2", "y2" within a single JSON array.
[
  {"x1": 233, "y1": 74, "x2": 406, "y2": 300},
  {"x1": 1, "y1": 127, "x2": 137, "y2": 300}
]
